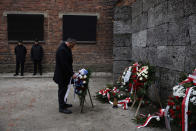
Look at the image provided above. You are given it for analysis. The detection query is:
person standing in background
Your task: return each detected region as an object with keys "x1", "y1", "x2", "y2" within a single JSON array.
[
  {"x1": 31, "y1": 39, "x2": 43, "y2": 75},
  {"x1": 14, "y1": 40, "x2": 27, "y2": 76}
]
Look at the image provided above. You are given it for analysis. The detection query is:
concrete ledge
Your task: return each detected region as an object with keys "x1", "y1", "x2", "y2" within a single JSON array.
[{"x1": 0, "y1": 72, "x2": 113, "y2": 78}]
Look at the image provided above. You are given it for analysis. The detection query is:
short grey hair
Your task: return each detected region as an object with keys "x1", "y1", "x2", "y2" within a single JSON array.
[{"x1": 66, "y1": 38, "x2": 77, "y2": 44}]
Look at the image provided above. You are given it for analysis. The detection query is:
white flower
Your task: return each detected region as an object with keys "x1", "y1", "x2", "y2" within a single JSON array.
[
  {"x1": 148, "y1": 114, "x2": 151, "y2": 117},
  {"x1": 79, "y1": 75, "x2": 83, "y2": 79},
  {"x1": 192, "y1": 91, "x2": 196, "y2": 95},
  {"x1": 139, "y1": 77, "x2": 143, "y2": 81},
  {"x1": 83, "y1": 75, "x2": 87, "y2": 79},
  {"x1": 83, "y1": 81, "x2": 86, "y2": 84},
  {"x1": 173, "y1": 85, "x2": 186, "y2": 97},
  {"x1": 156, "y1": 117, "x2": 160, "y2": 121},
  {"x1": 118, "y1": 95, "x2": 121, "y2": 98},
  {"x1": 190, "y1": 97, "x2": 196, "y2": 105}
]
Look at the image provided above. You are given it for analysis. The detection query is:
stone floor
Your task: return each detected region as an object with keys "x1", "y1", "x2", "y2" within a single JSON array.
[{"x1": 0, "y1": 73, "x2": 167, "y2": 131}]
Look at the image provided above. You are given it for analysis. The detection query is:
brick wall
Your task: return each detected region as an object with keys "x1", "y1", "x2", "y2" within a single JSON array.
[
  {"x1": 113, "y1": 0, "x2": 196, "y2": 100},
  {"x1": 0, "y1": 0, "x2": 116, "y2": 73}
]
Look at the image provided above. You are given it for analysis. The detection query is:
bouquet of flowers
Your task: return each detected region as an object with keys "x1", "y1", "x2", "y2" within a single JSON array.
[
  {"x1": 166, "y1": 69, "x2": 196, "y2": 130},
  {"x1": 135, "y1": 68, "x2": 196, "y2": 130},
  {"x1": 74, "y1": 68, "x2": 91, "y2": 97},
  {"x1": 96, "y1": 62, "x2": 155, "y2": 109}
]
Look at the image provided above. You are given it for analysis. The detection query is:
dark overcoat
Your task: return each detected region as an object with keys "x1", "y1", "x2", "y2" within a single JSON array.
[
  {"x1": 15, "y1": 45, "x2": 27, "y2": 62},
  {"x1": 53, "y1": 42, "x2": 74, "y2": 85},
  {"x1": 31, "y1": 44, "x2": 43, "y2": 61}
]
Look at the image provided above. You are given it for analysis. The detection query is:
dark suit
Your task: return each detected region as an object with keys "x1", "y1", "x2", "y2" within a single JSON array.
[
  {"x1": 15, "y1": 45, "x2": 27, "y2": 75},
  {"x1": 31, "y1": 44, "x2": 43, "y2": 74},
  {"x1": 53, "y1": 42, "x2": 74, "y2": 108}
]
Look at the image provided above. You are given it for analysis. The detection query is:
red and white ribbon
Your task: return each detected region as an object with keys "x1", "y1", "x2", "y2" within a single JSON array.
[
  {"x1": 98, "y1": 88, "x2": 111, "y2": 96},
  {"x1": 109, "y1": 97, "x2": 131, "y2": 110},
  {"x1": 180, "y1": 74, "x2": 196, "y2": 85},
  {"x1": 137, "y1": 108, "x2": 166, "y2": 129},
  {"x1": 136, "y1": 115, "x2": 160, "y2": 128},
  {"x1": 181, "y1": 87, "x2": 193, "y2": 131}
]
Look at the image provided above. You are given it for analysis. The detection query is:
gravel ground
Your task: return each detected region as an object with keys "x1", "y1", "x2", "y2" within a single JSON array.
[{"x1": 0, "y1": 76, "x2": 168, "y2": 131}]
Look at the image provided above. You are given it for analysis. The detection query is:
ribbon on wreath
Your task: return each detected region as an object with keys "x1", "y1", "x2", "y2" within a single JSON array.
[
  {"x1": 64, "y1": 78, "x2": 72, "y2": 102},
  {"x1": 180, "y1": 69, "x2": 196, "y2": 85},
  {"x1": 136, "y1": 109, "x2": 165, "y2": 129},
  {"x1": 181, "y1": 87, "x2": 193, "y2": 131},
  {"x1": 98, "y1": 88, "x2": 111, "y2": 96},
  {"x1": 109, "y1": 97, "x2": 131, "y2": 110},
  {"x1": 103, "y1": 87, "x2": 131, "y2": 110},
  {"x1": 164, "y1": 105, "x2": 171, "y2": 131},
  {"x1": 136, "y1": 115, "x2": 160, "y2": 128},
  {"x1": 124, "y1": 67, "x2": 132, "y2": 83}
]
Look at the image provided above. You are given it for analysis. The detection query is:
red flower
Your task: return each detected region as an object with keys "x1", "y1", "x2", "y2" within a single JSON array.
[
  {"x1": 175, "y1": 96, "x2": 179, "y2": 100},
  {"x1": 178, "y1": 114, "x2": 182, "y2": 119},
  {"x1": 133, "y1": 79, "x2": 137, "y2": 83},
  {"x1": 176, "y1": 105, "x2": 180, "y2": 111},
  {"x1": 132, "y1": 68, "x2": 137, "y2": 73},
  {"x1": 128, "y1": 87, "x2": 132, "y2": 92},
  {"x1": 169, "y1": 96, "x2": 174, "y2": 100},
  {"x1": 129, "y1": 83, "x2": 132, "y2": 88},
  {"x1": 112, "y1": 92, "x2": 116, "y2": 96},
  {"x1": 168, "y1": 101, "x2": 175, "y2": 106},
  {"x1": 132, "y1": 75, "x2": 137, "y2": 78},
  {"x1": 169, "y1": 109, "x2": 175, "y2": 115}
]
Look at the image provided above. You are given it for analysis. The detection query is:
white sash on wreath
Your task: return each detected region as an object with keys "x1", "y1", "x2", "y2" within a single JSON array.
[{"x1": 64, "y1": 78, "x2": 72, "y2": 102}]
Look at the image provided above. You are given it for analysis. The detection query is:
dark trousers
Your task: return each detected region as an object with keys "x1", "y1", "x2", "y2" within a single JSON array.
[
  {"x1": 33, "y1": 60, "x2": 42, "y2": 74},
  {"x1": 58, "y1": 83, "x2": 68, "y2": 109},
  {"x1": 16, "y1": 61, "x2": 24, "y2": 75}
]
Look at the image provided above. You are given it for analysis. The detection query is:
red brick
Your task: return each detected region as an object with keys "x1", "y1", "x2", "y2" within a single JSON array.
[{"x1": 0, "y1": 0, "x2": 114, "y2": 72}]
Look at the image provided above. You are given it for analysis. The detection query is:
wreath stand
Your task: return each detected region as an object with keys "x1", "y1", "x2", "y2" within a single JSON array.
[
  {"x1": 80, "y1": 87, "x2": 94, "y2": 113},
  {"x1": 130, "y1": 92, "x2": 144, "y2": 117}
]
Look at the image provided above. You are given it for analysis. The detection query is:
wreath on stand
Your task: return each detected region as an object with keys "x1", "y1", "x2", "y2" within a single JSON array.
[
  {"x1": 74, "y1": 68, "x2": 93, "y2": 112},
  {"x1": 96, "y1": 62, "x2": 155, "y2": 112},
  {"x1": 134, "y1": 68, "x2": 196, "y2": 130}
]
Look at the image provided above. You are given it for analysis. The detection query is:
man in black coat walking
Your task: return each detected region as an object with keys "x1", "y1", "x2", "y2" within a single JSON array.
[
  {"x1": 53, "y1": 38, "x2": 77, "y2": 114},
  {"x1": 14, "y1": 40, "x2": 27, "y2": 76},
  {"x1": 31, "y1": 40, "x2": 43, "y2": 75}
]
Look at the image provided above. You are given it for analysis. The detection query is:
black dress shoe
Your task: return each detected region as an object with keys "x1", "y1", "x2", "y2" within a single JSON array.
[
  {"x1": 14, "y1": 74, "x2": 18, "y2": 76},
  {"x1": 21, "y1": 74, "x2": 24, "y2": 76},
  {"x1": 64, "y1": 104, "x2": 72, "y2": 108},
  {"x1": 33, "y1": 73, "x2": 36, "y2": 75},
  {"x1": 59, "y1": 108, "x2": 72, "y2": 114}
]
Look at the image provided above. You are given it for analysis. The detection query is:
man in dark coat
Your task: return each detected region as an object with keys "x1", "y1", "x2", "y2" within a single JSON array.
[
  {"x1": 14, "y1": 40, "x2": 27, "y2": 76},
  {"x1": 53, "y1": 38, "x2": 77, "y2": 114},
  {"x1": 31, "y1": 40, "x2": 43, "y2": 75}
]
